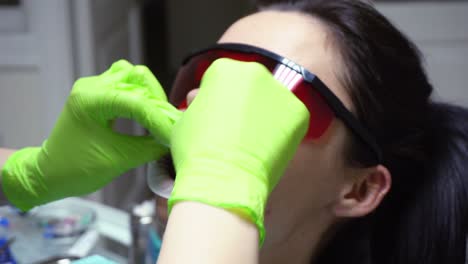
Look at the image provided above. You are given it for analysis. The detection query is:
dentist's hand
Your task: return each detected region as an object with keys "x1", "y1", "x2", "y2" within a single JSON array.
[
  {"x1": 168, "y1": 58, "x2": 309, "y2": 244},
  {"x1": 2, "y1": 60, "x2": 181, "y2": 211}
]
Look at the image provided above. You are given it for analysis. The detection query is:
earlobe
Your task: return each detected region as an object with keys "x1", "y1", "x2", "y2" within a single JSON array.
[{"x1": 333, "y1": 165, "x2": 391, "y2": 218}]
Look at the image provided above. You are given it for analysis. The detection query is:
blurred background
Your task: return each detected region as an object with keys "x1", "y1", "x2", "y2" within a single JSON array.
[{"x1": 0, "y1": 0, "x2": 467, "y2": 213}]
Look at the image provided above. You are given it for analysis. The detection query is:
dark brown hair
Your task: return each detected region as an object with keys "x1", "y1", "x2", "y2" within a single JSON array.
[{"x1": 256, "y1": 0, "x2": 468, "y2": 263}]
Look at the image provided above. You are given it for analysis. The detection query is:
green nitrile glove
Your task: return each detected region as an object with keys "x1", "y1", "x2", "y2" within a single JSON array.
[
  {"x1": 2, "y1": 60, "x2": 181, "y2": 211},
  {"x1": 169, "y1": 58, "x2": 310, "y2": 245}
]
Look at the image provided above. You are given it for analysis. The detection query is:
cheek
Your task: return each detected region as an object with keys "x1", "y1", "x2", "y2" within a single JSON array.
[
  {"x1": 264, "y1": 121, "x2": 349, "y2": 241},
  {"x1": 269, "y1": 120, "x2": 349, "y2": 209},
  {"x1": 267, "y1": 143, "x2": 343, "y2": 216}
]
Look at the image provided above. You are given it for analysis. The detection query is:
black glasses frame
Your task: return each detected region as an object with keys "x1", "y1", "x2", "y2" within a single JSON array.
[{"x1": 181, "y1": 43, "x2": 383, "y2": 164}]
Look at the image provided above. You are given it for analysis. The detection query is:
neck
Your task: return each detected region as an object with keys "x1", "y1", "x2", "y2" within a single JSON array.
[{"x1": 259, "y1": 214, "x2": 335, "y2": 264}]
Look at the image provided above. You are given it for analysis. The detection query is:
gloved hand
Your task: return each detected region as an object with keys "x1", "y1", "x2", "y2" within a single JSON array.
[
  {"x1": 169, "y1": 58, "x2": 310, "y2": 245},
  {"x1": 2, "y1": 60, "x2": 181, "y2": 211}
]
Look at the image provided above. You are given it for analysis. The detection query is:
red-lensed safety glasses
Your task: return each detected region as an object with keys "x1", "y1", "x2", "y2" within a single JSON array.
[{"x1": 170, "y1": 43, "x2": 382, "y2": 164}]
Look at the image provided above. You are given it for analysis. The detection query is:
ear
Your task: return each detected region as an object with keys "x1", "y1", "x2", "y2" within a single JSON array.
[{"x1": 333, "y1": 165, "x2": 391, "y2": 218}]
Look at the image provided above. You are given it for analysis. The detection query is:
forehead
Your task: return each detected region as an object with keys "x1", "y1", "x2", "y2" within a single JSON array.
[{"x1": 218, "y1": 10, "x2": 352, "y2": 109}]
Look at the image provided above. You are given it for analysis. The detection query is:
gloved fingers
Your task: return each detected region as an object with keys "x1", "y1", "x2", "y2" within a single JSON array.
[
  {"x1": 95, "y1": 60, "x2": 136, "y2": 86},
  {"x1": 112, "y1": 133, "x2": 169, "y2": 166},
  {"x1": 73, "y1": 61, "x2": 166, "y2": 109},
  {"x1": 96, "y1": 89, "x2": 181, "y2": 146},
  {"x1": 103, "y1": 62, "x2": 166, "y2": 102},
  {"x1": 141, "y1": 102, "x2": 182, "y2": 147},
  {"x1": 71, "y1": 61, "x2": 135, "y2": 94},
  {"x1": 125, "y1": 65, "x2": 168, "y2": 101},
  {"x1": 101, "y1": 59, "x2": 134, "y2": 77}
]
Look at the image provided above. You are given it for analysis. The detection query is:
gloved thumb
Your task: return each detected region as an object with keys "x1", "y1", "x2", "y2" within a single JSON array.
[{"x1": 112, "y1": 133, "x2": 170, "y2": 169}]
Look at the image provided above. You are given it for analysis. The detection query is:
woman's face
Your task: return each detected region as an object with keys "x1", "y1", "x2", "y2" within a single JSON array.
[{"x1": 156, "y1": 10, "x2": 359, "y2": 248}]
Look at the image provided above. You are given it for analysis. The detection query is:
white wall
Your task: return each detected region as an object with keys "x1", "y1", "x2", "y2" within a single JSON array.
[
  {"x1": 0, "y1": 69, "x2": 46, "y2": 147},
  {"x1": 0, "y1": 0, "x2": 75, "y2": 148},
  {"x1": 377, "y1": 2, "x2": 468, "y2": 106}
]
